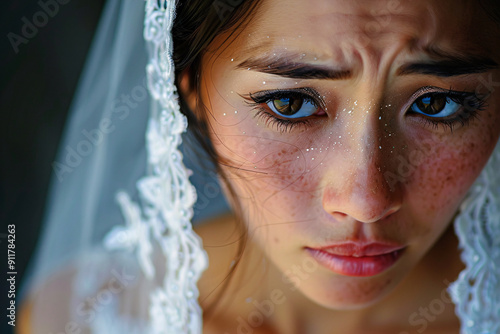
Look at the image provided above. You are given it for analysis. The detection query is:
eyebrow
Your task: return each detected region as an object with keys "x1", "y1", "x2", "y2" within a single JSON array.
[
  {"x1": 236, "y1": 52, "x2": 498, "y2": 80},
  {"x1": 397, "y1": 55, "x2": 499, "y2": 77},
  {"x1": 236, "y1": 55, "x2": 352, "y2": 80}
]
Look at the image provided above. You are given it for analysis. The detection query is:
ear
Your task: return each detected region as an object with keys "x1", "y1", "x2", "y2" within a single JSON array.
[{"x1": 178, "y1": 69, "x2": 198, "y2": 113}]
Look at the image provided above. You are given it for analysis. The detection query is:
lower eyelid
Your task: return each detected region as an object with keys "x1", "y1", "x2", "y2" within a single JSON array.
[
  {"x1": 408, "y1": 105, "x2": 481, "y2": 132},
  {"x1": 253, "y1": 108, "x2": 311, "y2": 133}
]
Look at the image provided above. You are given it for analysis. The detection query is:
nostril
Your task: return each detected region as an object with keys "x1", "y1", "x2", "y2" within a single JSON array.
[
  {"x1": 365, "y1": 205, "x2": 400, "y2": 223},
  {"x1": 329, "y1": 204, "x2": 400, "y2": 224},
  {"x1": 384, "y1": 207, "x2": 398, "y2": 218},
  {"x1": 322, "y1": 174, "x2": 403, "y2": 224},
  {"x1": 330, "y1": 212, "x2": 349, "y2": 221}
]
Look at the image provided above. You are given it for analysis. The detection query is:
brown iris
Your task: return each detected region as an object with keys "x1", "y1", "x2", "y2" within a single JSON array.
[
  {"x1": 415, "y1": 95, "x2": 448, "y2": 115},
  {"x1": 273, "y1": 97, "x2": 303, "y2": 116}
]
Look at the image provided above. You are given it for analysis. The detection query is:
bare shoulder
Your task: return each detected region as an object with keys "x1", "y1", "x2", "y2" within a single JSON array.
[
  {"x1": 17, "y1": 264, "x2": 79, "y2": 334},
  {"x1": 17, "y1": 297, "x2": 33, "y2": 334},
  {"x1": 16, "y1": 252, "x2": 144, "y2": 334}
]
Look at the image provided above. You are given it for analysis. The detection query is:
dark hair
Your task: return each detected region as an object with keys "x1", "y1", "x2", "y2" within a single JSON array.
[
  {"x1": 173, "y1": 0, "x2": 261, "y2": 165},
  {"x1": 481, "y1": 0, "x2": 500, "y2": 26},
  {"x1": 172, "y1": 0, "x2": 263, "y2": 317}
]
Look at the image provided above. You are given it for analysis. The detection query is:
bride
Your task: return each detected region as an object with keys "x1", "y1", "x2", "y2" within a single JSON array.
[{"x1": 19, "y1": 0, "x2": 500, "y2": 333}]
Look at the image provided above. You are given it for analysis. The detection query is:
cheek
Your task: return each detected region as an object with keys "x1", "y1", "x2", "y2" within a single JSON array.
[
  {"x1": 404, "y1": 110, "x2": 500, "y2": 225},
  {"x1": 213, "y1": 132, "x2": 324, "y2": 217},
  {"x1": 414, "y1": 145, "x2": 482, "y2": 213},
  {"x1": 199, "y1": 75, "x2": 325, "y2": 222},
  {"x1": 209, "y1": 110, "x2": 327, "y2": 197}
]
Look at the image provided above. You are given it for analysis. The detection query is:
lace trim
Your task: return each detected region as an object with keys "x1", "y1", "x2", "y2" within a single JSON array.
[
  {"x1": 103, "y1": 1, "x2": 208, "y2": 333},
  {"x1": 450, "y1": 140, "x2": 500, "y2": 334}
]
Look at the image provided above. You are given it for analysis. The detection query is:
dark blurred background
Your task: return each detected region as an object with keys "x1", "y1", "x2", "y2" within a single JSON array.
[{"x1": 1, "y1": 1, "x2": 106, "y2": 333}]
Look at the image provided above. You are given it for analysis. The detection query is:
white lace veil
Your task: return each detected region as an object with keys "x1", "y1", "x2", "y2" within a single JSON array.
[
  {"x1": 23, "y1": 0, "x2": 226, "y2": 332},
  {"x1": 449, "y1": 141, "x2": 500, "y2": 332},
  {"x1": 22, "y1": 0, "x2": 500, "y2": 333},
  {"x1": 25, "y1": 0, "x2": 148, "y2": 291}
]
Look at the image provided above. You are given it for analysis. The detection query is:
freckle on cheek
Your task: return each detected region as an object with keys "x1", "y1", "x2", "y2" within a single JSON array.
[{"x1": 411, "y1": 128, "x2": 497, "y2": 216}]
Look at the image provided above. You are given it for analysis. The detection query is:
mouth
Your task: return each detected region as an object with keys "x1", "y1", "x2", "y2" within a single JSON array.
[{"x1": 305, "y1": 242, "x2": 406, "y2": 277}]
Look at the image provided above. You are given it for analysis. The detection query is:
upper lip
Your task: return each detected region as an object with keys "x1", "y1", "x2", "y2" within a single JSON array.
[{"x1": 309, "y1": 242, "x2": 406, "y2": 257}]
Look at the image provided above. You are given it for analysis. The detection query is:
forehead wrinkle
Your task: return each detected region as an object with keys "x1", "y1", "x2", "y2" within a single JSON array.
[
  {"x1": 299, "y1": 1, "x2": 429, "y2": 38},
  {"x1": 221, "y1": 0, "x2": 499, "y2": 85},
  {"x1": 233, "y1": 5, "x2": 433, "y2": 74}
]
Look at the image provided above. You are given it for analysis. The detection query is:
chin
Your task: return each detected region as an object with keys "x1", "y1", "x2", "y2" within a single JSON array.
[{"x1": 298, "y1": 273, "x2": 401, "y2": 311}]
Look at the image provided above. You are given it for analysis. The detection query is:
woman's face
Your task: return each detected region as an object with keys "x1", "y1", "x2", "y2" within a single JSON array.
[{"x1": 195, "y1": 0, "x2": 500, "y2": 309}]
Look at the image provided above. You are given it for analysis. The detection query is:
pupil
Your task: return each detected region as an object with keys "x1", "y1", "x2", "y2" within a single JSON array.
[
  {"x1": 431, "y1": 96, "x2": 446, "y2": 114},
  {"x1": 416, "y1": 95, "x2": 447, "y2": 115},
  {"x1": 274, "y1": 97, "x2": 303, "y2": 115}
]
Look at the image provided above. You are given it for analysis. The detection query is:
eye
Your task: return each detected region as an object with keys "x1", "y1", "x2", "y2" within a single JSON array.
[
  {"x1": 245, "y1": 87, "x2": 324, "y2": 119},
  {"x1": 241, "y1": 87, "x2": 326, "y2": 133},
  {"x1": 410, "y1": 94, "x2": 460, "y2": 118},
  {"x1": 267, "y1": 96, "x2": 319, "y2": 118},
  {"x1": 405, "y1": 87, "x2": 487, "y2": 131}
]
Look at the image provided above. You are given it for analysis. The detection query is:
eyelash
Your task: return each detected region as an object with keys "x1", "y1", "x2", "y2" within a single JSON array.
[
  {"x1": 407, "y1": 86, "x2": 486, "y2": 132},
  {"x1": 242, "y1": 86, "x2": 487, "y2": 133},
  {"x1": 242, "y1": 88, "x2": 323, "y2": 133}
]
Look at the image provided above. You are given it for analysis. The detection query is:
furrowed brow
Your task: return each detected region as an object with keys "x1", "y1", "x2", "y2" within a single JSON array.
[
  {"x1": 236, "y1": 54, "x2": 352, "y2": 80},
  {"x1": 398, "y1": 52, "x2": 498, "y2": 77}
]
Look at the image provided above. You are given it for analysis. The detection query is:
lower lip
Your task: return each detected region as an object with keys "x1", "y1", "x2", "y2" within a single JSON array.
[{"x1": 306, "y1": 248, "x2": 404, "y2": 277}]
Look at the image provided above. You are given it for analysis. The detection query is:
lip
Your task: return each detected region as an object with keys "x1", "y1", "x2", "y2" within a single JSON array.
[{"x1": 306, "y1": 242, "x2": 406, "y2": 277}]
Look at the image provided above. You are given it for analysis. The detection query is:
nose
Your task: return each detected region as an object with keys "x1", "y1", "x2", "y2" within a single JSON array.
[{"x1": 321, "y1": 103, "x2": 402, "y2": 224}]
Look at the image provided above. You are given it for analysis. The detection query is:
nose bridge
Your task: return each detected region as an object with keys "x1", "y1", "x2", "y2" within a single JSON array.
[{"x1": 322, "y1": 97, "x2": 402, "y2": 224}]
